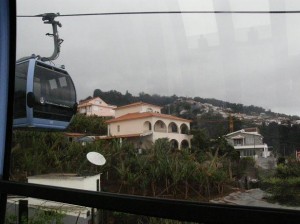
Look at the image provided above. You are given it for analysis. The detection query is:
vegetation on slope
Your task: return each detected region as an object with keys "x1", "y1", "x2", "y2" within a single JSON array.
[
  {"x1": 91, "y1": 89, "x2": 278, "y2": 116},
  {"x1": 11, "y1": 130, "x2": 244, "y2": 200},
  {"x1": 262, "y1": 158, "x2": 300, "y2": 205}
]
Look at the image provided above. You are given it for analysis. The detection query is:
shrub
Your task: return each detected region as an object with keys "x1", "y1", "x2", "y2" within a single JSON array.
[
  {"x1": 263, "y1": 177, "x2": 300, "y2": 205},
  {"x1": 262, "y1": 159, "x2": 300, "y2": 205},
  {"x1": 276, "y1": 159, "x2": 300, "y2": 178},
  {"x1": 277, "y1": 157, "x2": 286, "y2": 165},
  {"x1": 236, "y1": 157, "x2": 256, "y2": 177}
]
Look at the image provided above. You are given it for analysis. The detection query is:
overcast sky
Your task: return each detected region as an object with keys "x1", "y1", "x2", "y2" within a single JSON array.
[{"x1": 16, "y1": 0, "x2": 300, "y2": 116}]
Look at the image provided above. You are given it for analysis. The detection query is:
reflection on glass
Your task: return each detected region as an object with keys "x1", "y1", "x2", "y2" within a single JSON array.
[
  {"x1": 6, "y1": 196, "x2": 91, "y2": 224},
  {"x1": 6, "y1": 196, "x2": 200, "y2": 224},
  {"x1": 13, "y1": 0, "x2": 300, "y2": 215}
]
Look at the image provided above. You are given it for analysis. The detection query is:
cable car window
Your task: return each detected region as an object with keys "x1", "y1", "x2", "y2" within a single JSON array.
[
  {"x1": 59, "y1": 77, "x2": 67, "y2": 87},
  {"x1": 34, "y1": 76, "x2": 41, "y2": 100},
  {"x1": 32, "y1": 62, "x2": 76, "y2": 122},
  {"x1": 49, "y1": 79, "x2": 58, "y2": 90},
  {"x1": 14, "y1": 61, "x2": 28, "y2": 119}
]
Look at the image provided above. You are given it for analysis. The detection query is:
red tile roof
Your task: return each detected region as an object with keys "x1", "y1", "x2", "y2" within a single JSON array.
[
  {"x1": 106, "y1": 112, "x2": 192, "y2": 123},
  {"x1": 64, "y1": 132, "x2": 85, "y2": 137},
  {"x1": 115, "y1": 101, "x2": 162, "y2": 110},
  {"x1": 97, "y1": 133, "x2": 144, "y2": 140},
  {"x1": 77, "y1": 102, "x2": 116, "y2": 109},
  {"x1": 77, "y1": 96, "x2": 116, "y2": 108}
]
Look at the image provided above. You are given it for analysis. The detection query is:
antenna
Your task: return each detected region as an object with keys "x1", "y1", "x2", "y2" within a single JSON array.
[{"x1": 86, "y1": 152, "x2": 106, "y2": 166}]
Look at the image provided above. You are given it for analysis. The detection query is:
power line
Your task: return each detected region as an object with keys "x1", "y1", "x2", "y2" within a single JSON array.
[{"x1": 16, "y1": 10, "x2": 300, "y2": 18}]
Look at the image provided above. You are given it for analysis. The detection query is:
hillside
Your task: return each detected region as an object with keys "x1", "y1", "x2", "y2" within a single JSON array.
[
  {"x1": 79, "y1": 89, "x2": 300, "y2": 157},
  {"x1": 85, "y1": 89, "x2": 299, "y2": 122}
]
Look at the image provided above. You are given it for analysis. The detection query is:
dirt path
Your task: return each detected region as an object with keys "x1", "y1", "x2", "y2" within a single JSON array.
[{"x1": 210, "y1": 188, "x2": 300, "y2": 210}]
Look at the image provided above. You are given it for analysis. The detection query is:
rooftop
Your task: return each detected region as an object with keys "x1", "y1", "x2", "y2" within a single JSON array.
[
  {"x1": 78, "y1": 97, "x2": 116, "y2": 108},
  {"x1": 98, "y1": 133, "x2": 145, "y2": 140},
  {"x1": 225, "y1": 128, "x2": 261, "y2": 137}
]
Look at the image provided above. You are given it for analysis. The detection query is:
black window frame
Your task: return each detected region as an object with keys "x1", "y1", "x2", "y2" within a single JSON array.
[{"x1": 1, "y1": 1, "x2": 300, "y2": 223}]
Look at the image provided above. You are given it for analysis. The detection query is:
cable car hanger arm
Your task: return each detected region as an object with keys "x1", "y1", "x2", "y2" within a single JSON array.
[{"x1": 40, "y1": 13, "x2": 63, "y2": 62}]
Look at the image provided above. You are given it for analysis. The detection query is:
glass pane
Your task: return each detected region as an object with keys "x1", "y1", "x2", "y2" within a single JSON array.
[
  {"x1": 11, "y1": 0, "x2": 300, "y2": 218},
  {"x1": 6, "y1": 196, "x2": 196, "y2": 224},
  {"x1": 6, "y1": 196, "x2": 93, "y2": 224}
]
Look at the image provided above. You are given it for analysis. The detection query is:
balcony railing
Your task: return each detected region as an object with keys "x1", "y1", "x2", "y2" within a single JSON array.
[{"x1": 1, "y1": 180, "x2": 300, "y2": 224}]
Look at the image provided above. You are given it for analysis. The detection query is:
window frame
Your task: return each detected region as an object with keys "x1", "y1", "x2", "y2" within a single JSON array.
[
  {"x1": 0, "y1": 0, "x2": 16, "y2": 223},
  {"x1": 1, "y1": 1, "x2": 300, "y2": 223}
]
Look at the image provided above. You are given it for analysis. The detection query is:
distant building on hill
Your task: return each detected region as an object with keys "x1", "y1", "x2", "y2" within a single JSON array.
[
  {"x1": 77, "y1": 97, "x2": 116, "y2": 117},
  {"x1": 225, "y1": 128, "x2": 270, "y2": 159},
  {"x1": 102, "y1": 102, "x2": 193, "y2": 150}
]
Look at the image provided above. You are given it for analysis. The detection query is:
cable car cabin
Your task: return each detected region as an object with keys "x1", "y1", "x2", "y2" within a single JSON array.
[{"x1": 13, "y1": 57, "x2": 77, "y2": 130}]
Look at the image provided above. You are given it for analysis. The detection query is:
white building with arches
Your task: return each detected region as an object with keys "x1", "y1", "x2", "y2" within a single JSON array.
[{"x1": 104, "y1": 102, "x2": 193, "y2": 149}]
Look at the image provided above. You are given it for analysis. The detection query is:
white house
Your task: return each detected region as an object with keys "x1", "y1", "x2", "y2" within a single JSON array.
[
  {"x1": 28, "y1": 173, "x2": 100, "y2": 191},
  {"x1": 77, "y1": 97, "x2": 116, "y2": 117},
  {"x1": 225, "y1": 128, "x2": 270, "y2": 159},
  {"x1": 104, "y1": 102, "x2": 193, "y2": 150}
]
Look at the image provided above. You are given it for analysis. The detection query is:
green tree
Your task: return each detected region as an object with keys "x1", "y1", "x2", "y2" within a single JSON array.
[
  {"x1": 196, "y1": 112, "x2": 228, "y2": 139},
  {"x1": 93, "y1": 89, "x2": 102, "y2": 97},
  {"x1": 67, "y1": 114, "x2": 107, "y2": 135},
  {"x1": 190, "y1": 129, "x2": 209, "y2": 152}
]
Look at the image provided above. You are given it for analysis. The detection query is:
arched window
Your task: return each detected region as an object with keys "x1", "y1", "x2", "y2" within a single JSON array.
[{"x1": 146, "y1": 108, "x2": 153, "y2": 112}]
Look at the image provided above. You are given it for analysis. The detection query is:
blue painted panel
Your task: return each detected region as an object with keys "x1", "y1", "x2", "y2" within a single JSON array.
[{"x1": 0, "y1": 0, "x2": 10, "y2": 177}]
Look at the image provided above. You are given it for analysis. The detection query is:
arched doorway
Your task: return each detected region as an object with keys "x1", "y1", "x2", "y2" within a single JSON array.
[
  {"x1": 168, "y1": 122, "x2": 178, "y2": 133},
  {"x1": 154, "y1": 120, "x2": 167, "y2": 132},
  {"x1": 181, "y1": 140, "x2": 189, "y2": 149},
  {"x1": 180, "y1": 124, "x2": 189, "y2": 134},
  {"x1": 143, "y1": 121, "x2": 152, "y2": 132},
  {"x1": 170, "y1": 139, "x2": 179, "y2": 150}
]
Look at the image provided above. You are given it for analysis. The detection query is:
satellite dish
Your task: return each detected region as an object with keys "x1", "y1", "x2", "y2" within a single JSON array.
[{"x1": 87, "y1": 152, "x2": 106, "y2": 166}]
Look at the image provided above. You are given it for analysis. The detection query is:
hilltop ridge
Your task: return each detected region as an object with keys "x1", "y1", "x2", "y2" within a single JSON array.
[{"x1": 81, "y1": 89, "x2": 300, "y2": 127}]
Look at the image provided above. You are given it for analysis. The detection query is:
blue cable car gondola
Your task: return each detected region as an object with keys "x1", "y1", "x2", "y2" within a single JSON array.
[
  {"x1": 13, "y1": 13, "x2": 77, "y2": 130},
  {"x1": 13, "y1": 56, "x2": 77, "y2": 129}
]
